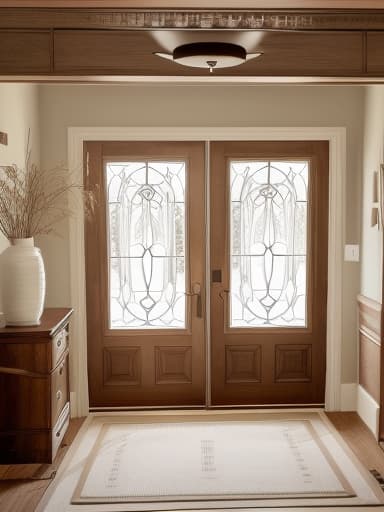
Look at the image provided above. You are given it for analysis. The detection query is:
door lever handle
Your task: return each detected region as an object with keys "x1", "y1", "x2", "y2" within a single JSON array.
[
  {"x1": 219, "y1": 289, "x2": 230, "y2": 301},
  {"x1": 185, "y1": 283, "x2": 202, "y2": 318}
]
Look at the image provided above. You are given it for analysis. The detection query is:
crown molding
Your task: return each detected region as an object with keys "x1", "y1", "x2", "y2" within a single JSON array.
[
  {"x1": 2, "y1": 7, "x2": 384, "y2": 30},
  {"x1": 0, "y1": 1, "x2": 383, "y2": 8}
]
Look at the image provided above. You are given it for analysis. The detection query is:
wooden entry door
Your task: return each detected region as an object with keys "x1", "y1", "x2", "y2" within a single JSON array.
[
  {"x1": 210, "y1": 141, "x2": 329, "y2": 406},
  {"x1": 85, "y1": 141, "x2": 206, "y2": 407}
]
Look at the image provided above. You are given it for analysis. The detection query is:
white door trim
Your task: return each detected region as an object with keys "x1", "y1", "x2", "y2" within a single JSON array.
[{"x1": 68, "y1": 126, "x2": 345, "y2": 417}]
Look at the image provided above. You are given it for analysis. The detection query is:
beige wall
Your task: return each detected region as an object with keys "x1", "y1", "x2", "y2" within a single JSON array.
[
  {"x1": 39, "y1": 83, "x2": 364, "y2": 384},
  {"x1": 360, "y1": 86, "x2": 384, "y2": 304},
  {"x1": 0, "y1": 84, "x2": 40, "y2": 308}
]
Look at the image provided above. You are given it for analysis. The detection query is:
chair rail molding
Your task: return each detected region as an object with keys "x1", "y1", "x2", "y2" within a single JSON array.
[{"x1": 68, "y1": 125, "x2": 346, "y2": 416}]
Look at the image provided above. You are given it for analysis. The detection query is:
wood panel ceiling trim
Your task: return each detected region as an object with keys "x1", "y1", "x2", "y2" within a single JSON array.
[
  {"x1": 1, "y1": 6, "x2": 384, "y2": 80},
  {"x1": 2, "y1": 8, "x2": 384, "y2": 31},
  {"x1": 51, "y1": 29, "x2": 364, "y2": 76}
]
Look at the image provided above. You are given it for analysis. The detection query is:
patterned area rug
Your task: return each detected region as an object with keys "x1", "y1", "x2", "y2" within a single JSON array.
[{"x1": 38, "y1": 411, "x2": 384, "y2": 511}]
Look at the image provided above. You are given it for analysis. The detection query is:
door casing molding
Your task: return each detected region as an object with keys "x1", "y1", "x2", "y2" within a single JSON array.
[{"x1": 68, "y1": 126, "x2": 346, "y2": 417}]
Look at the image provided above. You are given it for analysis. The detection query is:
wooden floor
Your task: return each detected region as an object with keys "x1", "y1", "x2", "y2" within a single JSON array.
[
  {"x1": 0, "y1": 418, "x2": 85, "y2": 512},
  {"x1": 0, "y1": 412, "x2": 384, "y2": 512}
]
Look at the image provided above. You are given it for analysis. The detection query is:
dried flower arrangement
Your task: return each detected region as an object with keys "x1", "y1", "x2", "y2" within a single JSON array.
[{"x1": 0, "y1": 145, "x2": 95, "y2": 240}]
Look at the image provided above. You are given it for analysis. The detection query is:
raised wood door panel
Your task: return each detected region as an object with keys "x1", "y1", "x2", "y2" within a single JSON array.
[
  {"x1": 85, "y1": 141, "x2": 206, "y2": 407},
  {"x1": 210, "y1": 141, "x2": 329, "y2": 406}
]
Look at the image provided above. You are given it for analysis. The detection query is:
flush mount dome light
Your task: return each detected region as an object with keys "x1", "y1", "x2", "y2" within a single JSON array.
[{"x1": 154, "y1": 42, "x2": 262, "y2": 72}]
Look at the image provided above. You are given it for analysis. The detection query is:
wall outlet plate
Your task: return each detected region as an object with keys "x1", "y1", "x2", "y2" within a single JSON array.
[{"x1": 344, "y1": 244, "x2": 360, "y2": 262}]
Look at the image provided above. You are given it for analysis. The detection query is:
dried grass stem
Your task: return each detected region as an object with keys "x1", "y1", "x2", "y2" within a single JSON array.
[{"x1": 0, "y1": 151, "x2": 94, "y2": 240}]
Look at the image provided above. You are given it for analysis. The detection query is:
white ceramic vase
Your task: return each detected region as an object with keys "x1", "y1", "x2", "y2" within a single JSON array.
[{"x1": 1, "y1": 237, "x2": 46, "y2": 326}]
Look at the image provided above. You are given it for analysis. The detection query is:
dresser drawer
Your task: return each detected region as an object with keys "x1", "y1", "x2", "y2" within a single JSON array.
[
  {"x1": 51, "y1": 353, "x2": 69, "y2": 426},
  {"x1": 52, "y1": 326, "x2": 68, "y2": 369},
  {"x1": 52, "y1": 401, "x2": 70, "y2": 461}
]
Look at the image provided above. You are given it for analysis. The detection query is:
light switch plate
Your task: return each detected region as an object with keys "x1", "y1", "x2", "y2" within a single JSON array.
[{"x1": 344, "y1": 244, "x2": 360, "y2": 262}]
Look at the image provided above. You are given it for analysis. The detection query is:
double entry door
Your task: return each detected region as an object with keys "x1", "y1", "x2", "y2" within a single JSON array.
[{"x1": 85, "y1": 140, "x2": 329, "y2": 408}]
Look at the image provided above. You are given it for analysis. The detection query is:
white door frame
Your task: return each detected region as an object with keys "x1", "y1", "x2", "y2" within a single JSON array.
[{"x1": 68, "y1": 126, "x2": 345, "y2": 417}]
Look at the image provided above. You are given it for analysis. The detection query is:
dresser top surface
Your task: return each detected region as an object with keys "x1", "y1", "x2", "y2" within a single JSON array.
[{"x1": 0, "y1": 308, "x2": 73, "y2": 340}]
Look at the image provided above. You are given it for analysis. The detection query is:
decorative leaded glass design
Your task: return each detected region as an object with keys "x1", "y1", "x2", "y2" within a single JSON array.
[
  {"x1": 106, "y1": 161, "x2": 186, "y2": 329},
  {"x1": 230, "y1": 160, "x2": 309, "y2": 328}
]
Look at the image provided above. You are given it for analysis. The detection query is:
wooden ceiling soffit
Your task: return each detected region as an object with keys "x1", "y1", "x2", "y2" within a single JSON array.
[{"x1": 2, "y1": 9, "x2": 384, "y2": 31}]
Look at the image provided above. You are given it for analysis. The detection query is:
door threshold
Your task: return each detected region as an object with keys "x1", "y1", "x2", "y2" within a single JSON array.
[
  {"x1": 90, "y1": 403, "x2": 325, "y2": 412},
  {"x1": 90, "y1": 405, "x2": 207, "y2": 412},
  {"x1": 210, "y1": 403, "x2": 325, "y2": 409}
]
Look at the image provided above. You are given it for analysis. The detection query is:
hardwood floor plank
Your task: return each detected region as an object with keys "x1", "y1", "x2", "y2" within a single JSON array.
[
  {"x1": 326, "y1": 411, "x2": 384, "y2": 475},
  {"x1": 0, "y1": 466, "x2": 10, "y2": 478},
  {"x1": 0, "y1": 417, "x2": 85, "y2": 512},
  {"x1": 0, "y1": 480, "x2": 49, "y2": 512}
]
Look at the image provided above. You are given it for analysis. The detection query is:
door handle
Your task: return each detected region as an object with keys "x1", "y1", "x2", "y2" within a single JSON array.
[
  {"x1": 219, "y1": 289, "x2": 230, "y2": 301},
  {"x1": 185, "y1": 283, "x2": 202, "y2": 318}
]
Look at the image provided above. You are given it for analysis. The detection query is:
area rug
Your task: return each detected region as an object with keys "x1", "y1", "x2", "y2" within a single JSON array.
[{"x1": 37, "y1": 410, "x2": 384, "y2": 511}]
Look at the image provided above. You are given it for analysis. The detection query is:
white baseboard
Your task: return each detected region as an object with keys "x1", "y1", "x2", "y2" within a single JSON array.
[
  {"x1": 340, "y1": 383, "x2": 357, "y2": 411},
  {"x1": 357, "y1": 384, "x2": 380, "y2": 439}
]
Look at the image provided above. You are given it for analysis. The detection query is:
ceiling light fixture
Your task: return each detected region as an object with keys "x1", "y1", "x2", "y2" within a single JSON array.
[{"x1": 154, "y1": 42, "x2": 262, "y2": 73}]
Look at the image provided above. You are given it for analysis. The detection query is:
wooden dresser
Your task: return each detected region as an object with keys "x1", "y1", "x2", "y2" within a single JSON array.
[{"x1": 0, "y1": 308, "x2": 73, "y2": 463}]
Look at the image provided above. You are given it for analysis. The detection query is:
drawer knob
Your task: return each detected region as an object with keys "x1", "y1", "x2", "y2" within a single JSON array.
[
  {"x1": 59, "y1": 364, "x2": 64, "y2": 375},
  {"x1": 56, "y1": 390, "x2": 62, "y2": 401},
  {"x1": 56, "y1": 330, "x2": 68, "y2": 348},
  {"x1": 56, "y1": 431, "x2": 61, "y2": 437}
]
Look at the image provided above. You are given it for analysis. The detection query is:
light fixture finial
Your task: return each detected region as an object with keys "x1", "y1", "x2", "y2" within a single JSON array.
[{"x1": 206, "y1": 60, "x2": 217, "y2": 73}]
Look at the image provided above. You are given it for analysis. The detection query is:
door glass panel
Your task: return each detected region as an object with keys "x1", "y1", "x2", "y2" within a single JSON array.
[
  {"x1": 106, "y1": 161, "x2": 186, "y2": 329},
  {"x1": 230, "y1": 160, "x2": 309, "y2": 328}
]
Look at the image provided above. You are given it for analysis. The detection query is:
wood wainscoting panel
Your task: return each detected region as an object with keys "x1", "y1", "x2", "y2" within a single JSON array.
[
  {"x1": 0, "y1": 30, "x2": 52, "y2": 73},
  {"x1": 358, "y1": 294, "x2": 382, "y2": 343},
  {"x1": 357, "y1": 295, "x2": 381, "y2": 404},
  {"x1": 359, "y1": 333, "x2": 380, "y2": 404}
]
